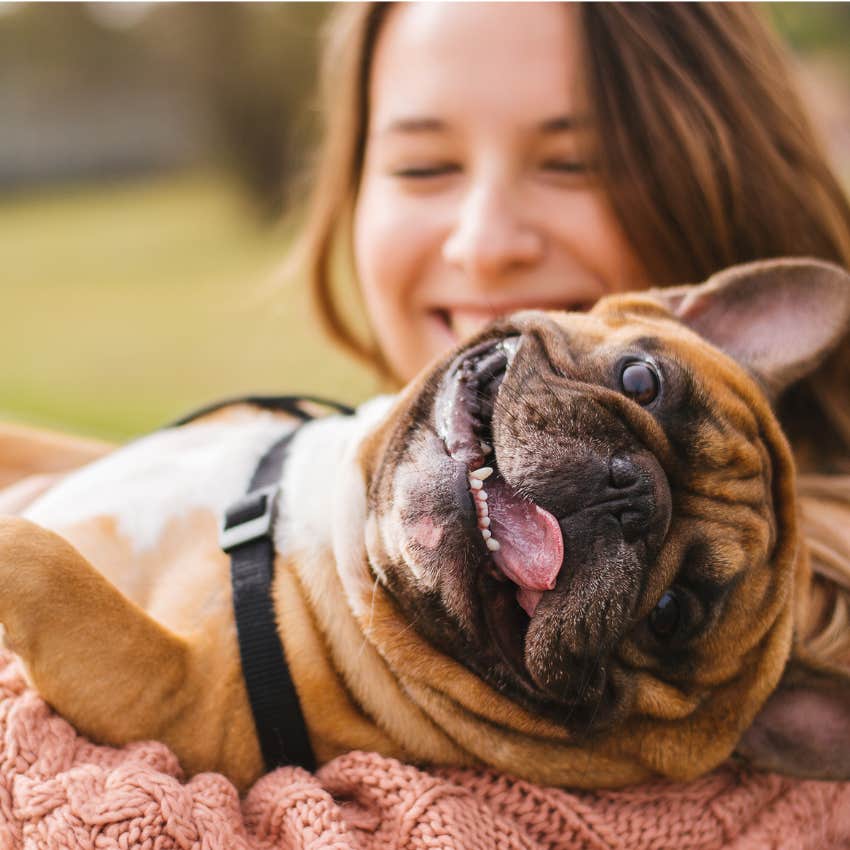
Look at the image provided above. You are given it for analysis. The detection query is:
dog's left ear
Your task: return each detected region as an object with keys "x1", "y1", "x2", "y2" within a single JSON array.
[
  {"x1": 651, "y1": 258, "x2": 850, "y2": 400},
  {"x1": 734, "y1": 654, "x2": 850, "y2": 780}
]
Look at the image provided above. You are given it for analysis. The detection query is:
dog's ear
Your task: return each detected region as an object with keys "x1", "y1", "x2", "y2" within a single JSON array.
[
  {"x1": 734, "y1": 654, "x2": 850, "y2": 780},
  {"x1": 650, "y1": 258, "x2": 850, "y2": 400}
]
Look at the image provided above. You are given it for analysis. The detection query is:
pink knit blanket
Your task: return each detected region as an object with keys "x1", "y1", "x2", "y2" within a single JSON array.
[{"x1": 1, "y1": 650, "x2": 848, "y2": 849}]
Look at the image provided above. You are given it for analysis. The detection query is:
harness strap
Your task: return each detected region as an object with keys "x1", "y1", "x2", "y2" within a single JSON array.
[
  {"x1": 168, "y1": 394, "x2": 353, "y2": 427},
  {"x1": 220, "y1": 428, "x2": 314, "y2": 771},
  {"x1": 173, "y1": 394, "x2": 354, "y2": 772}
]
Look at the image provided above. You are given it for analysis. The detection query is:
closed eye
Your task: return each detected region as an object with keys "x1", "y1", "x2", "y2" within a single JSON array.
[
  {"x1": 392, "y1": 163, "x2": 461, "y2": 179},
  {"x1": 541, "y1": 159, "x2": 588, "y2": 174}
]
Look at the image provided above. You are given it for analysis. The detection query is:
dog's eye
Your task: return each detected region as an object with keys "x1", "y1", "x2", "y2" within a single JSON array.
[
  {"x1": 620, "y1": 361, "x2": 659, "y2": 405},
  {"x1": 649, "y1": 590, "x2": 681, "y2": 638}
]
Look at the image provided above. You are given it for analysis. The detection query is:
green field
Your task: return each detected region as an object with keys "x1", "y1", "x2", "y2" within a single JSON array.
[{"x1": 0, "y1": 173, "x2": 379, "y2": 440}]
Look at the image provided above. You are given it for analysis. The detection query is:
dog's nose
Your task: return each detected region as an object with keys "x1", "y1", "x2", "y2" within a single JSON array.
[
  {"x1": 608, "y1": 454, "x2": 658, "y2": 543},
  {"x1": 552, "y1": 450, "x2": 670, "y2": 555}
]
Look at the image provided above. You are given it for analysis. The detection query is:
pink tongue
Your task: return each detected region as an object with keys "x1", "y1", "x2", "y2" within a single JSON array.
[{"x1": 486, "y1": 478, "x2": 564, "y2": 614}]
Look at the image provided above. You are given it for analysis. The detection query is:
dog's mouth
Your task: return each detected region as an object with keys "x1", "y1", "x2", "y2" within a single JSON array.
[{"x1": 434, "y1": 337, "x2": 566, "y2": 672}]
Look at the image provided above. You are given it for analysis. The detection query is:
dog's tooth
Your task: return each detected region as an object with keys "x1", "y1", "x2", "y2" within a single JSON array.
[
  {"x1": 468, "y1": 477, "x2": 484, "y2": 490},
  {"x1": 478, "y1": 516, "x2": 490, "y2": 528},
  {"x1": 469, "y1": 466, "x2": 493, "y2": 481},
  {"x1": 476, "y1": 490, "x2": 488, "y2": 502},
  {"x1": 481, "y1": 529, "x2": 492, "y2": 540},
  {"x1": 486, "y1": 537, "x2": 501, "y2": 551},
  {"x1": 479, "y1": 442, "x2": 492, "y2": 455}
]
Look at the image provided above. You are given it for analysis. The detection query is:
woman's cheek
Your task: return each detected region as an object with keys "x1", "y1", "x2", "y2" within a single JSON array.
[
  {"x1": 538, "y1": 185, "x2": 647, "y2": 289},
  {"x1": 354, "y1": 184, "x2": 400, "y2": 305},
  {"x1": 355, "y1": 183, "x2": 445, "y2": 307}
]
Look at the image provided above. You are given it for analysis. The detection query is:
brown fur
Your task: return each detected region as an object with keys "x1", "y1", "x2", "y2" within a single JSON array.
[
  {"x1": 0, "y1": 423, "x2": 111, "y2": 490},
  {"x1": 0, "y1": 424, "x2": 112, "y2": 513}
]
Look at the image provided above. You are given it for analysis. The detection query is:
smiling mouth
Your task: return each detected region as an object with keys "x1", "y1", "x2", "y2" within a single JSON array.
[
  {"x1": 435, "y1": 338, "x2": 565, "y2": 622},
  {"x1": 433, "y1": 308, "x2": 508, "y2": 343},
  {"x1": 432, "y1": 301, "x2": 598, "y2": 345}
]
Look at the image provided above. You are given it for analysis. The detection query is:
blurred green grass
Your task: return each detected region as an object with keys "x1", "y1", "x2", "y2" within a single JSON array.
[{"x1": 0, "y1": 171, "x2": 379, "y2": 440}]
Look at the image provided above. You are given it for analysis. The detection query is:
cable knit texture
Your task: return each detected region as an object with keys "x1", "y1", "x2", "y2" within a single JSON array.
[{"x1": 1, "y1": 650, "x2": 849, "y2": 849}]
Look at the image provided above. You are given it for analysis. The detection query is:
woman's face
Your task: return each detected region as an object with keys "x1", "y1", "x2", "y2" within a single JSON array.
[{"x1": 354, "y1": 2, "x2": 649, "y2": 383}]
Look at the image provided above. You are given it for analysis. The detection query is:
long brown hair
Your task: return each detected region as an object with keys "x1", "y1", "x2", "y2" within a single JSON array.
[{"x1": 580, "y1": 4, "x2": 850, "y2": 282}]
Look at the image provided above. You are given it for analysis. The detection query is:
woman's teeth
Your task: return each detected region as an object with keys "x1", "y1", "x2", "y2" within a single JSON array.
[
  {"x1": 468, "y1": 466, "x2": 500, "y2": 551},
  {"x1": 449, "y1": 311, "x2": 502, "y2": 341}
]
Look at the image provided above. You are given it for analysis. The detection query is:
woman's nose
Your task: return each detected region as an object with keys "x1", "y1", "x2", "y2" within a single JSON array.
[{"x1": 442, "y1": 183, "x2": 543, "y2": 280}]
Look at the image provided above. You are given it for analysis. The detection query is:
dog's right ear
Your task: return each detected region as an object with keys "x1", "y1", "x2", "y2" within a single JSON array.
[
  {"x1": 734, "y1": 653, "x2": 850, "y2": 780},
  {"x1": 650, "y1": 258, "x2": 850, "y2": 401}
]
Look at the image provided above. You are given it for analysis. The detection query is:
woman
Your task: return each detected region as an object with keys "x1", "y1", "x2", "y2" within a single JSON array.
[{"x1": 295, "y1": 2, "x2": 850, "y2": 474}]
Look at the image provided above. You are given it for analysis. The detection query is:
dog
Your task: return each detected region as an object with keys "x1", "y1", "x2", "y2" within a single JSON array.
[{"x1": 1, "y1": 257, "x2": 849, "y2": 792}]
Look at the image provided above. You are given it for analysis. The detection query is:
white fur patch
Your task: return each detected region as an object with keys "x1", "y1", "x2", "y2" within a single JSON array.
[
  {"x1": 25, "y1": 416, "x2": 290, "y2": 552},
  {"x1": 279, "y1": 395, "x2": 395, "y2": 565},
  {"x1": 285, "y1": 395, "x2": 397, "y2": 617}
]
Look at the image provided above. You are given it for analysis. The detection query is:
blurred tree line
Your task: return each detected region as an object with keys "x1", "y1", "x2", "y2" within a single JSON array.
[
  {"x1": 169, "y1": 3, "x2": 330, "y2": 217},
  {"x1": 0, "y1": 2, "x2": 330, "y2": 219},
  {"x1": 0, "y1": 2, "x2": 847, "y2": 221}
]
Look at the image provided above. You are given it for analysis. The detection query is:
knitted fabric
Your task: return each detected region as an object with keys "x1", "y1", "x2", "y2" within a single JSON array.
[{"x1": 1, "y1": 650, "x2": 848, "y2": 849}]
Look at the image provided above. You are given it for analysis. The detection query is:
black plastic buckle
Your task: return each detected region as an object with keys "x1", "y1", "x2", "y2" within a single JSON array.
[{"x1": 219, "y1": 484, "x2": 279, "y2": 552}]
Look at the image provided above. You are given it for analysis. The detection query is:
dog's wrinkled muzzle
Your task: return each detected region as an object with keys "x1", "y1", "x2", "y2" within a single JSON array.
[{"x1": 430, "y1": 323, "x2": 674, "y2": 704}]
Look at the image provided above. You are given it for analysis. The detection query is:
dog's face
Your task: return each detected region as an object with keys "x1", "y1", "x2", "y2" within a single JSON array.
[
  {"x1": 365, "y1": 295, "x2": 795, "y2": 730},
  {"x1": 354, "y1": 259, "x2": 850, "y2": 783}
]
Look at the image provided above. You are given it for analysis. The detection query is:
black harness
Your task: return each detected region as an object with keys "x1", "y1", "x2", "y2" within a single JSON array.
[{"x1": 171, "y1": 394, "x2": 354, "y2": 772}]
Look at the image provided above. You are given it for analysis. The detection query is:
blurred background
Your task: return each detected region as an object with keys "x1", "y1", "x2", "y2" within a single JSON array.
[{"x1": 1, "y1": 2, "x2": 849, "y2": 440}]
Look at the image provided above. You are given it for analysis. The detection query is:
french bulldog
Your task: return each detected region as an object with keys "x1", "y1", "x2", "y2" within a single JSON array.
[{"x1": 1, "y1": 257, "x2": 849, "y2": 791}]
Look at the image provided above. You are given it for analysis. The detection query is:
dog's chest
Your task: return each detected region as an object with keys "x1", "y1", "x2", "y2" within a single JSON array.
[{"x1": 23, "y1": 415, "x2": 295, "y2": 620}]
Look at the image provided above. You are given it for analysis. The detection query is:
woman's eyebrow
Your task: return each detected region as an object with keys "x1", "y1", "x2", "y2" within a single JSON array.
[
  {"x1": 377, "y1": 116, "x2": 449, "y2": 137},
  {"x1": 375, "y1": 114, "x2": 587, "y2": 137},
  {"x1": 539, "y1": 115, "x2": 586, "y2": 133}
]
